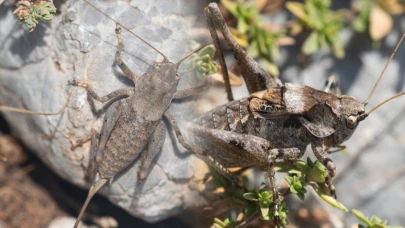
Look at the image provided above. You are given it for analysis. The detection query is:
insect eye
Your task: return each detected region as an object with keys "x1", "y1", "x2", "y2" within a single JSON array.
[{"x1": 346, "y1": 115, "x2": 357, "y2": 129}]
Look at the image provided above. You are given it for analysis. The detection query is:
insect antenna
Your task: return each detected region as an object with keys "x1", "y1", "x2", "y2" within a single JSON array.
[
  {"x1": 366, "y1": 91, "x2": 405, "y2": 115},
  {"x1": 0, "y1": 91, "x2": 72, "y2": 115},
  {"x1": 83, "y1": 0, "x2": 168, "y2": 61},
  {"x1": 363, "y1": 32, "x2": 405, "y2": 106},
  {"x1": 174, "y1": 45, "x2": 206, "y2": 69}
]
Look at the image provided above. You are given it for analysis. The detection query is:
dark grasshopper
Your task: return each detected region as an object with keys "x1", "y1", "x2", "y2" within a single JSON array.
[{"x1": 182, "y1": 3, "x2": 405, "y2": 224}]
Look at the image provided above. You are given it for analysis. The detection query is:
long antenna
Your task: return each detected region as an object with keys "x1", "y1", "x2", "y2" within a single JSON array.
[
  {"x1": 83, "y1": 0, "x2": 168, "y2": 60},
  {"x1": 0, "y1": 91, "x2": 72, "y2": 115},
  {"x1": 367, "y1": 91, "x2": 405, "y2": 115},
  {"x1": 175, "y1": 45, "x2": 205, "y2": 69},
  {"x1": 363, "y1": 32, "x2": 405, "y2": 106}
]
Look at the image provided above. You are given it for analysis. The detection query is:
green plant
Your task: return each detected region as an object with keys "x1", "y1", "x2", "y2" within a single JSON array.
[
  {"x1": 352, "y1": 209, "x2": 403, "y2": 228},
  {"x1": 221, "y1": 0, "x2": 286, "y2": 76},
  {"x1": 286, "y1": 0, "x2": 345, "y2": 58},
  {"x1": 13, "y1": 0, "x2": 57, "y2": 32},
  {"x1": 210, "y1": 158, "x2": 349, "y2": 227},
  {"x1": 191, "y1": 45, "x2": 218, "y2": 79}
]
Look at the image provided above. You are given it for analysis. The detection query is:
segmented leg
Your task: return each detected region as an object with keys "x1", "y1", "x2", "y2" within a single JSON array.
[
  {"x1": 267, "y1": 148, "x2": 303, "y2": 224},
  {"x1": 327, "y1": 145, "x2": 346, "y2": 154},
  {"x1": 86, "y1": 129, "x2": 100, "y2": 180},
  {"x1": 323, "y1": 75, "x2": 341, "y2": 96},
  {"x1": 69, "y1": 80, "x2": 134, "y2": 103},
  {"x1": 164, "y1": 111, "x2": 243, "y2": 187},
  {"x1": 204, "y1": 3, "x2": 281, "y2": 96},
  {"x1": 312, "y1": 139, "x2": 337, "y2": 198},
  {"x1": 204, "y1": 4, "x2": 233, "y2": 101},
  {"x1": 138, "y1": 121, "x2": 167, "y2": 180},
  {"x1": 172, "y1": 79, "x2": 210, "y2": 99},
  {"x1": 115, "y1": 25, "x2": 137, "y2": 82}
]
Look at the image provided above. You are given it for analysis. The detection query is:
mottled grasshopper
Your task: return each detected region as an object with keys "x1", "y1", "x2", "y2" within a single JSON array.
[{"x1": 182, "y1": 2, "x2": 405, "y2": 224}]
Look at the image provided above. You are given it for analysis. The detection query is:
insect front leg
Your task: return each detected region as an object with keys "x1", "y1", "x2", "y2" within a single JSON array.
[
  {"x1": 69, "y1": 81, "x2": 134, "y2": 104},
  {"x1": 312, "y1": 138, "x2": 337, "y2": 197},
  {"x1": 138, "y1": 121, "x2": 166, "y2": 181},
  {"x1": 172, "y1": 79, "x2": 210, "y2": 99},
  {"x1": 114, "y1": 25, "x2": 137, "y2": 83}
]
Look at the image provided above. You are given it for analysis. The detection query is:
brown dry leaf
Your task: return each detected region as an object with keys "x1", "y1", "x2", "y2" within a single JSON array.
[
  {"x1": 264, "y1": 23, "x2": 281, "y2": 31},
  {"x1": 277, "y1": 36, "x2": 295, "y2": 46},
  {"x1": 229, "y1": 27, "x2": 249, "y2": 47},
  {"x1": 262, "y1": 0, "x2": 285, "y2": 13},
  {"x1": 228, "y1": 167, "x2": 243, "y2": 172},
  {"x1": 369, "y1": 5, "x2": 393, "y2": 40},
  {"x1": 256, "y1": 0, "x2": 268, "y2": 12},
  {"x1": 378, "y1": 0, "x2": 405, "y2": 15},
  {"x1": 298, "y1": 208, "x2": 310, "y2": 219},
  {"x1": 0, "y1": 136, "x2": 26, "y2": 164},
  {"x1": 210, "y1": 64, "x2": 243, "y2": 86},
  {"x1": 312, "y1": 207, "x2": 328, "y2": 221}
]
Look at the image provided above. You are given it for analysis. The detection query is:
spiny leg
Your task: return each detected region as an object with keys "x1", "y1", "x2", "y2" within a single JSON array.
[
  {"x1": 173, "y1": 78, "x2": 210, "y2": 99},
  {"x1": 312, "y1": 139, "x2": 337, "y2": 198},
  {"x1": 327, "y1": 145, "x2": 346, "y2": 154},
  {"x1": 86, "y1": 129, "x2": 100, "y2": 180},
  {"x1": 138, "y1": 121, "x2": 166, "y2": 180},
  {"x1": 69, "y1": 80, "x2": 134, "y2": 103},
  {"x1": 114, "y1": 25, "x2": 137, "y2": 82},
  {"x1": 74, "y1": 130, "x2": 106, "y2": 228},
  {"x1": 267, "y1": 148, "x2": 303, "y2": 224},
  {"x1": 163, "y1": 110, "x2": 243, "y2": 187},
  {"x1": 204, "y1": 4, "x2": 233, "y2": 101},
  {"x1": 204, "y1": 3, "x2": 281, "y2": 95},
  {"x1": 323, "y1": 75, "x2": 341, "y2": 96},
  {"x1": 68, "y1": 83, "x2": 131, "y2": 148}
]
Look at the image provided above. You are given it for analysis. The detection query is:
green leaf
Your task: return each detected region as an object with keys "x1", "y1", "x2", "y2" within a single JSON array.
[
  {"x1": 285, "y1": 2, "x2": 306, "y2": 20},
  {"x1": 302, "y1": 31, "x2": 319, "y2": 55},
  {"x1": 312, "y1": 184, "x2": 348, "y2": 212},
  {"x1": 352, "y1": 209, "x2": 370, "y2": 225},
  {"x1": 198, "y1": 45, "x2": 216, "y2": 58},
  {"x1": 243, "y1": 192, "x2": 257, "y2": 201},
  {"x1": 262, "y1": 60, "x2": 279, "y2": 77},
  {"x1": 351, "y1": 0, "x2": 372, "y2": 33},
  {"x1": 246, "y1": 40, "x2": 259, "y2": 58},
  {"x1": 269, "y1": 202, "x2": 289, "y2": 226},
  {"x1": 237, "y1": 17, "x2": 249, "y2": 34},
  {"x1": 308, "y1": 161, "x2": 327, "y2": 183},
  {"x1": 306, "y1": 1, "x2": 324, "y2": 30},
  {"x1": 293, "y1": 160, "x2": 310, "y2": 173},
  {"x1": 260, "y1": 206, "x2": 269, "y2": 220},
  {"x1": 260, "y1": 191, "x2": 272, "y2": 201},
  {"x1": 332, "y1": 40, "x2": 345, "y2": 59},
  {"x1": 220, "y1": 0, "x2": 238, "y2": 16},
  {"x1": 285, "y1": 176, "x2": 293, "y2": 185},
  {"x1": 213, "y1": 218, "x2": 234, "y2": 228},
  {"x1": 297, "y1": 191, "x2": 306, "y2": 200},
  {"x1": 244, "y1": 200, "x2": 258, "y2": 219}
]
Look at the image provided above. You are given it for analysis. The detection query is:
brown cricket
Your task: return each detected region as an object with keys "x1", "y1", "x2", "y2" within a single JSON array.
[{"x1": 182, "y1": 3, "x2": 405, "y2": 224}]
